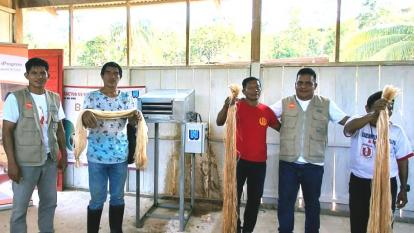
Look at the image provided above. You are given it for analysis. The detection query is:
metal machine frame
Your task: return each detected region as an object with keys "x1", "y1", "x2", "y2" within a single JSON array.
[{"x1": 135, "y1": 89, "x2": 196, "y2": 231}]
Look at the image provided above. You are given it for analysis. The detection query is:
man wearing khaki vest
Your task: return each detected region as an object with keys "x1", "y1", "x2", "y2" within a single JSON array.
[
  {"x1": 2, "y1": 57, "x2": 67, "y2": 233},
  {"x1": 270, "y1": 68, "x2": 349, "y2": 233}
]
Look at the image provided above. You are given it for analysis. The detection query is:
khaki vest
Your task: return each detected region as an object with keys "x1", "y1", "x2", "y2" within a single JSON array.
[
  {"x1": 13, "y1": 88, "x2": 61, "y2": 166},
  {"x1": 279, "y1": 95, "x2": 329, "y2": 163}
]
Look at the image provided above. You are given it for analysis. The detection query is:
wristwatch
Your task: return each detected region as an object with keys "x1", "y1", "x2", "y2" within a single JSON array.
[{"x1": 400, "y1": 184, "x2": 410, "y2": 192}]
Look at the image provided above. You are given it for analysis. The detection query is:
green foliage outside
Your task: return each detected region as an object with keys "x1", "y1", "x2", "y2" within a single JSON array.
[
  {"x1": 130, "y1": 20, "x2": 185, "y2": 66},
  {"x1": 261, "y1": 10, "x2": 335, "y2": 62},
  {"x1": 190, "y1": 22, "x2": 250, "y2": 64},
  {"x1": 340, "y1": 0, "x2": 414, "y2": 61},
  {"x1": 23, "y1": 0, "x2": 414, "y2": 66},
  {"x1": 75, "y1": 23, "x2": 127, "y2": 66},
  {"x1": 22, "y1": 9, "x2": 70, "y2": 66}
]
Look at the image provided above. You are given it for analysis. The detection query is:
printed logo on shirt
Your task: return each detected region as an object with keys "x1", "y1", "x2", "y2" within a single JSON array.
[
  {"x1": 259, "y1": 117, "x2": 267, "y2": 126},
  {"x1": 361, "y1": 131, "x2": 396, "y2": 146},
  {"x1": 288, "y1": 102, "x2": 296, "y2": 109},
  {"x1": 361, "y1": 143, "x2": 374, "y2": 158},
  {"x1": 39, "y1": 106, "x2": 47, "y2": 125}
]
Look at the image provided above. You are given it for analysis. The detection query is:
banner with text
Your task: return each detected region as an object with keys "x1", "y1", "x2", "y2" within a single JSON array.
[{"x1": 0, "y1": 43, "x2": 28, "y2": 208}]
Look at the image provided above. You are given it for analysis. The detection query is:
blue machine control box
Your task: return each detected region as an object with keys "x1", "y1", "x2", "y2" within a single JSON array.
[{"x1": 184, "y1": 122, "x2": 208, "y2": 153}]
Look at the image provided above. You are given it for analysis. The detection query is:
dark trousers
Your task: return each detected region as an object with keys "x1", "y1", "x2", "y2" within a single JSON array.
[
  {"x1": 349, "y1": 173, "x2": 397, "y2": 233},
  {"x1": 277, "y1": 161, "x2": 324, "y2": 233},
  {"x1": 237, "y1": 159, "x2": 267, "y2": 232}
]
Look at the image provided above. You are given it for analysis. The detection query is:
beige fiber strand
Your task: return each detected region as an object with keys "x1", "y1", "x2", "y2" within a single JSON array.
[
  {"x1": 367, "y1": 85, "x2": 399, "y2": 233},
  {"x1": 222, "y1": 84, "x2": 241, "y2": 233},
  {"x1": 74, "y1": 109, "x2": 148, "y2": 169}
]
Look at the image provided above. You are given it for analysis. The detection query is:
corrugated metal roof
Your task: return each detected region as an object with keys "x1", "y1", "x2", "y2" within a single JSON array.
[{"x1": 19, "y1": 0, "x2": 183, "y2": 8}]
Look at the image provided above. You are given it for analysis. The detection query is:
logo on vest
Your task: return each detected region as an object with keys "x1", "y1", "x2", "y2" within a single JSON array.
[
  {"x1": 259, "y1": 117, "x2": 267, "y2": 126},
  {"x1": 288, "y1": 102, "x2": 296, "y2": 109},
  {"x1": 25, "y1": 102, "x2": 32, "y2": 109}
]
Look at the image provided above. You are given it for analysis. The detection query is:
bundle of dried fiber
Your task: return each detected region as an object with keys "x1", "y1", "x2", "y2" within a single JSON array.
[
  {"x1": 74, "y1": 109, "x2": 148, "y2": 169},
  {"x1": 222, "y1": 84, "x2": 241, "y2": 233},
  {"x1": 367, "y1": 85, "x2": 399, "y2": 233},
  {"x1": 136, "y1": 110, "x2": 148, "y2": 169}
]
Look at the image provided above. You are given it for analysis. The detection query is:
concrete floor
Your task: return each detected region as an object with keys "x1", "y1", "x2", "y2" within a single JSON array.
[{"x1": 0, "y1": 190, "x2": 412, "y2": 233}]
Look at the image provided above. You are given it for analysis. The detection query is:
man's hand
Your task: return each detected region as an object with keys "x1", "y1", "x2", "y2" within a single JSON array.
[
  {"x1": 216, "y1": 97, "x2": 238, "y2": 126},
  {"x1": 82, "y1": 110, "x2": 97, "y2": 128},
  {"x1": 366, "y1": 98, "x2": 390, "y2": 124},
  {"x1": 224, "y1": 96, "x2": 237, "y2": 107},
  {"x1": 7, "y1": 161, "x2": 21, "y2": 183},
  {"x1": 372, "y1": 98, "x2": 389, "y2": 113},
  {"x1": 396, "y1": 190, "x2": 408, "y2": 208}
]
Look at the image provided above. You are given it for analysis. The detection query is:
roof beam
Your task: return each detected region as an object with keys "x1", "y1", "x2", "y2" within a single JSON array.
[
  {"x1": 18, "y1": 0, "x2": 124, "y2": 8},
  {"x1": 17, "y1": 0, "x2": 186, "y2": 8}
]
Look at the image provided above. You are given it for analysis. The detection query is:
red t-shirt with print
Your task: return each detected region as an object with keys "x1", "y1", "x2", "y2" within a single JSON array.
[{"x1": 236, "y1": 100, "x2": 278, "y2": 162}]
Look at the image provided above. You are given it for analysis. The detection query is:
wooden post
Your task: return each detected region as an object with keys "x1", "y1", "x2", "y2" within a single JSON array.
[
  {"x1": 251, "y1": 0, "x2": 261, "y2": 63},
  {"x1": 185, "y1": 0, "x2": 190, "y2": 66},
  {"x1": 69, "y1": 5, "x2": 73, "y2": 66},
  {"x1": 126, "y1": 2, "x2": 131, "y2": 66},
  {"x1": 12, "y1": 0, "x2": 22, "y2": 43},
  {"x1": 335, "y1": 0, "x2": 341, "y2": 62}
]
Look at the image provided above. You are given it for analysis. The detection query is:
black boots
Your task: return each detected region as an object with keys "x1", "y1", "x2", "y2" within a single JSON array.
[
  {"x1": 87, "y1": 204, "x2": 124, "y2": 233},
  {"x1": 109, "y1": 204, "x2": 125, "y2": 233},
  {"x1": 87, "y1": 206, "x2": 102, "y2": 233}
]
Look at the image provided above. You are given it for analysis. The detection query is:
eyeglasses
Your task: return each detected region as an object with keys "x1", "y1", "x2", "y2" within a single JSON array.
[{"x1": 295, "y1": 81, "x2": 315, "y2": 87}]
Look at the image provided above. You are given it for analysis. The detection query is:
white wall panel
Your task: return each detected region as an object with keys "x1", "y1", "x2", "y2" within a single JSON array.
[
  {"x1": 262, "y1": 67, "x2": 283, "y2": 144},
  {"x1": 280, "y1": 67, "x2": 297, "y2": 98},
  {"x1": 320, "y1": 148, "x2": 335, "y2": 202},
  {"x1": 209, "y1": 69, "x2": 230, "y2": 141},
  {"x1": 263, "y1": 144, "x2": 279, "y2": 199},
  {"x1": 176, "y1": 68, "x2": 194, "y2": 90},
  {"x1": 160, "y1": 69, "x2": 177, "y2": 89},
  {"x1": 355, "y1": 66, "x2": 380, "y2": 115},
  {"x1": 193, "y1": 69, "x2": 211, "y2": 126},
  {"x1": 334, "y1": 147, "x2": 351, "y2": 204},
  {"x1": 64, "y1": 69, "x2": 88, "y2": 86},
  {"x1": 63, "y1": 64, "x2": 414, "y2": 216}
]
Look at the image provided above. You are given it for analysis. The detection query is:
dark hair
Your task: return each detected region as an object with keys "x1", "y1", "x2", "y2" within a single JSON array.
[
  {"x1": 297, "y1": 67, "x2": 317, "y2": 82},
  {"x1": 25, "y1": 57, "x2": 49, "y2": 72},
  {"x1": 366, "y1": 91, "x2": 382, "y2": 109},
  {"x1": 100, "y1": 62, "x2": 122, "y2": 78},
  {"x1": 242, "y1": 76, "x2": 261, "y2": 89}
]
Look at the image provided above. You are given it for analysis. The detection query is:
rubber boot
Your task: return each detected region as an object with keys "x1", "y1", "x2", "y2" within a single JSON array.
[
  {"x1": 109, "y1": 204, "x2": 125, "y2": 233},
  {"x1": 87, "y1": 206, "x2": 102, "y2": 233}
]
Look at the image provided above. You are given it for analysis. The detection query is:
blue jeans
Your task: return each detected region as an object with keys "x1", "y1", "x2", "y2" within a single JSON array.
[
  {"x1": 88, "y1": 161, "x2": 128, "y2": 210},
  {"x1": 277, "y1": 161, "x2": 324, "y2": 233}
]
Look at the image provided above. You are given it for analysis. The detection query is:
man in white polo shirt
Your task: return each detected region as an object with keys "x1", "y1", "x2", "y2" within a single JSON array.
[
  {"x1": 344, "y1": 91, "x2": 413, "y2": 233},
  {"x1": 271, "y1": 67, "x2": 349, "y2": 233}
]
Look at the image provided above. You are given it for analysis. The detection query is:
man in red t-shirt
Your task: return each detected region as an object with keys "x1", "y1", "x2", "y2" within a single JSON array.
[{"x1": 217, "y1": 77, "x2": 280, "y2": 233}]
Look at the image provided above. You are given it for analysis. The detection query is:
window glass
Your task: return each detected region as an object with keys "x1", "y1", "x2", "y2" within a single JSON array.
[
  {"x1": 130, "y1": 2, "x2": 186, "y2": 66},
  {"x1": 73, "y1": 7, "x2": 127, "y2": 66},
  {"x1": 261, "y1": 0, "x2": 336, "y2": 63},
  {"x1": 341, "y1": 0, "x2": 414, "y2": 61},
  {"x1": 23, "y1": 8, "x2": 69, "y2": 65},
  {"x1": 190, "y1": 0, "x2": 252, "y2": 64}
]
